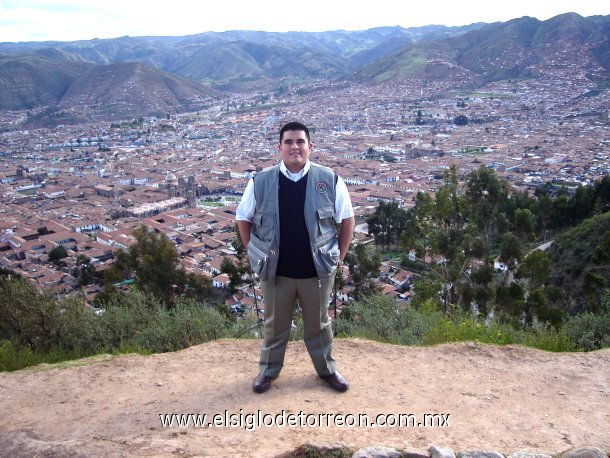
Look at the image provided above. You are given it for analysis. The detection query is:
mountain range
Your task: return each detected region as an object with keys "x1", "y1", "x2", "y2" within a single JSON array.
[
  {"x1": 0, "y1": 13, "x2": 608, "y2": 125},
  {"x1": 353, "y1": 13, "x2": 610, "y2": 83}
]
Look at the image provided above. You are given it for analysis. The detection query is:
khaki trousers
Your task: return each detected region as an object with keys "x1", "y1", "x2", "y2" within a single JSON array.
[{"x1": 259, "y1": 273, "x2": 336, "y2": 378}]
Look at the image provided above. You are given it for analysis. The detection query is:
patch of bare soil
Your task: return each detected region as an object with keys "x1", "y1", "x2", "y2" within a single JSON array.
[{"x1": 0, "y1": 339, "x2": 608, "y2": 457}]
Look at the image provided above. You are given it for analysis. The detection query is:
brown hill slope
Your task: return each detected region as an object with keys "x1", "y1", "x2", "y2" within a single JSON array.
[
  {"x1": 58, "y1": 61, "x2": 218, "y2": 120},
  {"x1": 353, "y1": 13, "x2": 610, "y2": 84},
  {"x1": 0, "y1": 52, "x2": 90, "y2": 110},
  {"x1": 0, "y1": 339, "x2": 608, "y2": 457}
]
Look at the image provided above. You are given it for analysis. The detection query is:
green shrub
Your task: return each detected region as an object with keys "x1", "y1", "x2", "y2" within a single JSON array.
[
  {"x1": 420, "y1": 307, "x2": 577, "y2": 352},
  {"x1": 421, "y1": 315, "x2": 519, "y2": 346},
  {"x1": 0, "y1": 340, "x2": 87, "y2": 372},
  {"x1": 521, "y1": 326, "x2": 577, "y2": 352},
  {"x1": 0, "y1": 340, "x2": 38, "y2": 371},
  {"x1": 0, "y1": 277, "x2": 257, "y2": 371},
  {"x1": 563, "y1": 312, "x2": 610, "y2": 351},
  {"x1": 111, "y1": 342, "x2": 150, "y2": 356},
  {"x1": 335, "y1": 294, "x2": 441, "y2": 345},
  {"x1": 162, "y1": 300, "x2": 231, "y2": 349},
  {"x1": 96, "y1": 294, "x2": 246, "y2": 353},
  {"x1": 335, "y1": 295, "x2": 579, "y2": 352}
]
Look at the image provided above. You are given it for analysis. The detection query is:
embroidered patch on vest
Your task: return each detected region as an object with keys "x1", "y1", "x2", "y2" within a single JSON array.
[{"x1": 315, "y1": 182, "x2": 328, "y2": 193}]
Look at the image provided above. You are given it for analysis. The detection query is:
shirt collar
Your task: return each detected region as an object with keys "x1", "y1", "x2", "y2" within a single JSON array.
[{"x1": 280, "y1": 160, "x2": 310, "y2": 182}]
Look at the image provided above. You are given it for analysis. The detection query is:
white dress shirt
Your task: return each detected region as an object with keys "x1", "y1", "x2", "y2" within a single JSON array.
[{"x1": 236, "y1": 160, "x2": 354, "y2": 223}]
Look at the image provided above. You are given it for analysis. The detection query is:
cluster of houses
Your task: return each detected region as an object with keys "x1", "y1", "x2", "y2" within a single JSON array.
[
  {"x1": 1, "y1": 64, "x2": 608, "y2": 317},
  {"x1": 0, "y1": 188, "x2": 418, "y2": 320}
]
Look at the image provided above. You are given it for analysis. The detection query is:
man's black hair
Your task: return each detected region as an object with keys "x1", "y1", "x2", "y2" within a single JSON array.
[{"x1": 279, "y1": 121, "x2": 310, "y2": 143}]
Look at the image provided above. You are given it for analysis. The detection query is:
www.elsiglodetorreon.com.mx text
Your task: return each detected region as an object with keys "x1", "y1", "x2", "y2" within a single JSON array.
[{"x1": 159, "y1": 410, "x2": 451, "y2": 431}]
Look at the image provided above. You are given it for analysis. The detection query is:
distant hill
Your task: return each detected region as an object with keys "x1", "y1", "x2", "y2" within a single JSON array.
[
  {"x1": 162, "y1": 39, "x2": 346, "y2": 91},
  {"x1": 58, "y1": 61, "x2": 218, "y2": 120},
  {"x1": 5, "y1": 58, "x2": 219, "y2": 127},
  {"x1": 1, "y1": 14, "x2": 608, "y2": 125},
  {"x1": 0, "y1": 24, "x2": 484, "y2": 91},
  {"x1": 351, "y1": 13, "x2": 610, "y2": 83},
  {"x1": 0, "y1": 50, "x2": 90, "y2": 110}
]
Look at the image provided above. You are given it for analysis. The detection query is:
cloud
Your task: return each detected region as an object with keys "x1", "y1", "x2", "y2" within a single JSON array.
[{"x1": 0, "y1": 4, "x2": 114, "y2": 42}]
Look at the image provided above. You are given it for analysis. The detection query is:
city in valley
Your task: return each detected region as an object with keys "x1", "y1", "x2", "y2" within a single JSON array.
[{"x1": 0, "y1": 69, "x2": 608, "y2": 316}]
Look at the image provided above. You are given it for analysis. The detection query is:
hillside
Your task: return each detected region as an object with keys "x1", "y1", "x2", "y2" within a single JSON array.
[
  {"x1": 164, "y1": 39, "x2": 346, "y2": 91},
  {"x1": 0, "y1": 51, "x2": 91, "y2": 110},
  {"x1": 0, "y1": 13, "x2": 608, "y2": 124},
  {"x1": 0, "y1": 339, "x2": 608, "y2": 457},
  {"x1": 58, "y1": 61, "x2": 218, "y2": 120},
  {"x1": 546, "y1": 211, "x2": 610, "y2": 313},
  {"x1": 352, "y1": 13, "x2": 610, "y2": 84},
  {"x1": 0, "y1": 24, "x2": 485, "y2": 89},
  {"x1": 12, "y1": 60, "x2": 220, "y2": 127}
]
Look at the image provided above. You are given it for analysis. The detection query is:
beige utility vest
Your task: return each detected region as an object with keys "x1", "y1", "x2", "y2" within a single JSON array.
[{"x1": 247, "y1": 163, "x2": 339, "y2": 280}]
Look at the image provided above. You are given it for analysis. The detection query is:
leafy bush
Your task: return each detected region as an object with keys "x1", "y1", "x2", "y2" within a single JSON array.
[
  {"x1": 0, "y1": 277, "x2": 257, "y2": 371},
  {"x1": 0, "y1": 273, "x2": 605, "y2": 373},
  {"x1": 563, "y1": 312, "x2": 610, "y2": 351},
  {"x1": 418, "y1": 306, "x2": 575, "y2": 351},
  {"x1": 0, "y1": 277, "x2": 97, "y2": 353},
  {"x1": 336, "y1": 295, "x2": 579, "y2": 352},
  {"x1": 0, "y1": 340, "x2": 86, "y2": 372},
  {"x1": 336, "y1": 294, "x2": 441, "y2": 345},
  {"x1": 95, "y1": 293, "x2": 257, "y2": 353}
]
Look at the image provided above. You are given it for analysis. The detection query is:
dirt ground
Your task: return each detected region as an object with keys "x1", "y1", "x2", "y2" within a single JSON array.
[{"x1": 0, "y1": 338, "x2": 608, "y2": 457}]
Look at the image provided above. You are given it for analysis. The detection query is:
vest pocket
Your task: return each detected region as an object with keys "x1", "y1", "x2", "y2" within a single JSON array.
[
  {"x1": 316, "y1": 205, "x2": 336, "y2": 236},
  {"x1": 317, "y1": 237, "x2": 340, "y2": 274},
  {"x1": 247, "y1": 235, "x2": 269, "y2": 280},
  {"x1": 252, "y1": 211, "x2": 274, "y2": 243}
]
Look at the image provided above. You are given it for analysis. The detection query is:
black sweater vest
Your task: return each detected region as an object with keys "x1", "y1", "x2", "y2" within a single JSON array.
[{"x1": 276, "y1": 172, "x2": 317, "y2": 278}]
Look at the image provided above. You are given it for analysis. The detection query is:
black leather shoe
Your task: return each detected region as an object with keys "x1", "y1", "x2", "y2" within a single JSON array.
[
  {"x1": 252, "y1": 374, "x2": 274, "y2": 393},
  {"x1": 320, "y1": 371, "x2": 349, "y2": 392}
]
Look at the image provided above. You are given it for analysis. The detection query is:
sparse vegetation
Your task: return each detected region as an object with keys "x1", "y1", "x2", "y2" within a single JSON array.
[
  {"x1": 0, "y1": 277, "x2": 606, "y2": 372},
  {"x1": 0, "y1": 275, "x2": 257, "y2": 371},
  {"x1": 335, "y1": 295, "x2": 580, "y2": 352},
  {"x1": 284, "y1": 444, "x2": 354, "y2": 458}
]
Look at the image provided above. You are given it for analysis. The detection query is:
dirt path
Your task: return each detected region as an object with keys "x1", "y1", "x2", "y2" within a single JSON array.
[{"x1": 0, "y1": 339, "x2": 608, "y2": 457}]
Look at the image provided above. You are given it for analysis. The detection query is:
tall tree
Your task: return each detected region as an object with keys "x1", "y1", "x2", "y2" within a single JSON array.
[
  {"x1": 113, "y1": 225, "x2": 211, "y2": 307},
  {"x1": 221, "y1": 257, "x2": 241, "y2": 294},
  {"x1": 464, "y1": 165, "x2": 510, "y2": 264},
  {"x1": 513, "y1": 208, "x2": 536, "y2": 241},
  {"x1": 220, "y1": 225, "x2": 259, "y2": 313},
  {"x1": 345, "y1": 244, "x2": 381, "y2": 300},
  {"x1": 403, "y1": 166, "x2": 528, "y2": 316},
  {"x1": 48, "y1": 245, "x2": 68, "y2": 267},
  {"x1": 367, "y1": 201, "x2": 408, "y2": 250},
  {"x1": 72, "y1": 254, "x2": 98, "y2": 286},
  {"x1": 453, "y1": 114, "x2": 468, "y2": 126}
]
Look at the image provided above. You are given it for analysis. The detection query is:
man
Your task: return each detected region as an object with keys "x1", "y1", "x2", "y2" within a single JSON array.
[{"x1": 236, "y1": 121, "x2": 355, "y2": 393}]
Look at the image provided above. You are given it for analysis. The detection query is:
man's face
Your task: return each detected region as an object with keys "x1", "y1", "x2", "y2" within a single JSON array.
[{"x1": 279, "y1": 129, "x2": 312, "y2": 173}]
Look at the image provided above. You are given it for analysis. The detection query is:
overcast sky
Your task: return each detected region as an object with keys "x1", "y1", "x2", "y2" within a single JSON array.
[{"x1": 0, "y1": 0, "x2": 608, "y2": 43}]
